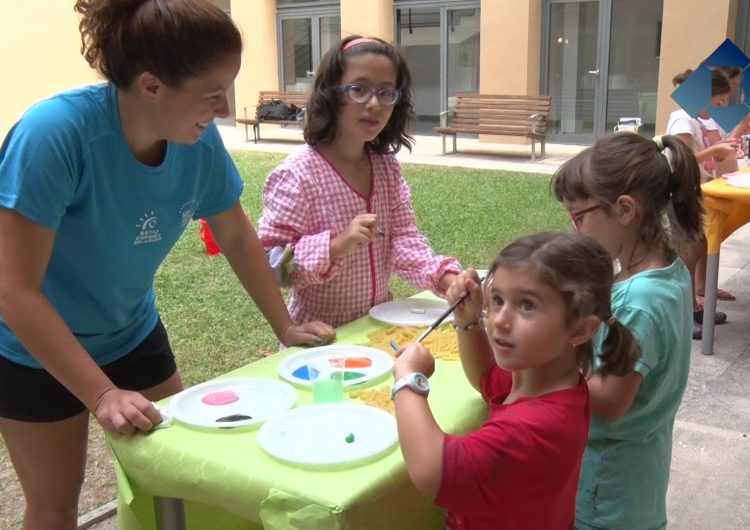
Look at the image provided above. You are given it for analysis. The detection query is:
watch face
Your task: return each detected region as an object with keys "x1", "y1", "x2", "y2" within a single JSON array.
[{"x1": 413, "y1": 373, "x2": 429, "y2": 391}]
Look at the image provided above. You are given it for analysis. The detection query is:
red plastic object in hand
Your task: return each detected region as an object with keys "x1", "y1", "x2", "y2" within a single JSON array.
[{"x1": 198, "y1": 219, "x2": 222, "y2": 255}]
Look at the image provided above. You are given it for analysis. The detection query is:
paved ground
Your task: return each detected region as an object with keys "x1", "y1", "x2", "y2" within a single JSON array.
[{"x1": 81, "y1": 125, "x2": 749, "y2": 529}]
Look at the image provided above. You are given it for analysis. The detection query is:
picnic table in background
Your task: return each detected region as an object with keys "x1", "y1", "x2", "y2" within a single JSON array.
[{"x1": 107, "y1": 292, "x2": 487, "y2": 530}]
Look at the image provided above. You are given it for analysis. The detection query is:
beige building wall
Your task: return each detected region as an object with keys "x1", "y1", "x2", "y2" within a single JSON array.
[
  {"x1": 231, "y1": 0, "x2": 278, "y2": 118},
  {"x1": 341, "y1": 0, "x2": 393, "y2": 41},
  {"x1": 480, "y1": 0, "x2": 542, "y2": 95},
  {"x1": 479, "y1": 0, "x2": 542, "y2": 144},
  {"x1": 0, "y1": 0, "x2": 99, "y2": 138},
  {"x1": 1, "y1": 0, "x2": 744, "y2": 145},
  {"x1": 655, "y1": 0, "x2": 737, "y2": 134}
]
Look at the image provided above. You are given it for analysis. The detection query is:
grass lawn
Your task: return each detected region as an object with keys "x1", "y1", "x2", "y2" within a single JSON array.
[{"x1": 0, "y1": 150, "x2": 569, "y2": 528}]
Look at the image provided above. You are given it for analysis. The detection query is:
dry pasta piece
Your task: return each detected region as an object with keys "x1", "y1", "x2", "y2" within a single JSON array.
[
  {"x1": 350, "y1": 386, "x2": 395, "y2": 415},
  {"x1": 365, "y1": 324, "x2": 460, "y2": 360}
]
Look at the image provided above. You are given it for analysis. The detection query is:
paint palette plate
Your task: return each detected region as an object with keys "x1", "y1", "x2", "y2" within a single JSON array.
[
  {"x1": 723, "y1": 173, "x2": 750, "y2": 188},
  {"x1": 278, "y1": 345, "x2": 393, "y2": 389},
  {"x1": 257, "y1": 403, "x2": 398, "y2": 468},
  {"x1": 167, "y1": 377, "x2": 297, "y2": 429},
  {"x1": 368, "y1": 298, "x2": 454, "y2": 327}
]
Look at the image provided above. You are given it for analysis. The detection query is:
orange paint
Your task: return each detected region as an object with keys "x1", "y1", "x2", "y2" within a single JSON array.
[{"x1": 344, "y1": 357, "x2": 372, "y2": 368}]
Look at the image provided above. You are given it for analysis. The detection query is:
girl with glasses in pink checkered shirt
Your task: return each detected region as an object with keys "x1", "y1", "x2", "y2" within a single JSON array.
[{"x1": 258, "y1": 36, "x2": 462, "y2": 328}]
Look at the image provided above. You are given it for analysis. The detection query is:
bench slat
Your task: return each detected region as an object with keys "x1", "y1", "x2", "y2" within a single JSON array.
[
  {"x1": 435, "y1": 93, "x2": 551, "y2": 161},
  {"x1": 236, "y1": 90, "x2": 311, "y2": 143}
]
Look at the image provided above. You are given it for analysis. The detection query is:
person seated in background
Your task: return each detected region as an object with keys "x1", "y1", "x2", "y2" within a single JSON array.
[{"x1": 669, "y1": 68, "x2": 738, "y2": 331}]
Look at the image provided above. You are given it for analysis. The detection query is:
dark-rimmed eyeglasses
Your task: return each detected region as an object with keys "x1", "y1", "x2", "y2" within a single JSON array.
[
  {"x1": 339, "y1": 84, "x2": 402, "y2": 106},
  {"x1": 569, "y1": 204, "x2": 603, "y2": 232}
]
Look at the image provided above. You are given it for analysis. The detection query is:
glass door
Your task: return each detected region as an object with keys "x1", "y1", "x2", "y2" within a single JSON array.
[
  {"x1": 397, "y1": 7, "x2": 441, "y2": 134},
  {"x1": 396, "y1": 3, "x2": 480, "y2": 135},
  {"x1": 279, "y1": 14, "x2": 340, "y2": 92},
  {"x1": 543, "y1": 0, "x2": 603, "y2": 143},
  {"x1": 447, "y1": 8, "x2": 481, "y2": 115},
  {"x1": 606, "y1": 0, "x2": 663, "y2": 138},
  {"x1": 543, "y1": 0, "x2": 664, "y2": 143}
]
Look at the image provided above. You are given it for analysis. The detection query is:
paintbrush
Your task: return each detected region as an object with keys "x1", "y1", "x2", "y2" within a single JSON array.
[{"x1": 415, "y1": 276, "x2": 485, "y2": 343}]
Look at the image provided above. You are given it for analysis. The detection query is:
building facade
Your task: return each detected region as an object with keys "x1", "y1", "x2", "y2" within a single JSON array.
[{"x1": 1, "y1": 0, "x2": 748, "y2": 145}]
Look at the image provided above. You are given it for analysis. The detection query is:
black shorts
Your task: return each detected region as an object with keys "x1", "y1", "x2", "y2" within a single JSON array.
[{"x1": 0, "y1": 318, "x2": 177, "y2": 422}]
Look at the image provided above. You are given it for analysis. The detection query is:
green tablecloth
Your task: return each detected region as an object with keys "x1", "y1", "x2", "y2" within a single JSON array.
[{"x1": 108, "y1": 310, "x2": 488, "y2": 530}]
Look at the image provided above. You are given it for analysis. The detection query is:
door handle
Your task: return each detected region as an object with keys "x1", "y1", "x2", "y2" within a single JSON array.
[
  {"x1": 588, "y1": 68, "x2": 600, "y2": 76},
  {"x1": 306, "y1": 70, "x2": 315, "y2": 77}
]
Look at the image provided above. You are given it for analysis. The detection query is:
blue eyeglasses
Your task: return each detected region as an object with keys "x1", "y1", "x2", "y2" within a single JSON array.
[{"x1": 339, "y1": 84, "x2": 402, "y2": 106}]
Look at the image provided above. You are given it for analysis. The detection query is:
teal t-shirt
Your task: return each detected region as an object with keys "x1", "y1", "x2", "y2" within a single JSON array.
[
  {"x1": 0, "y1": 83, "x2": 243, "y2": 368},
  {"x1": 576, "y1": 258, "x2": 692, "y2": 530}
]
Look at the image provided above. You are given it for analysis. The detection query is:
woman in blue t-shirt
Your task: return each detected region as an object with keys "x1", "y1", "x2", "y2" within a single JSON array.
[{"x1": 0, "y1": 1, "x2": 334, "y2": 527}]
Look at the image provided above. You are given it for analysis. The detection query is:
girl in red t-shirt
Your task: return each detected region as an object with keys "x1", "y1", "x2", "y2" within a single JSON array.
[{"x1": 392, "y1": 231, "x2": 640, "y2": 530}]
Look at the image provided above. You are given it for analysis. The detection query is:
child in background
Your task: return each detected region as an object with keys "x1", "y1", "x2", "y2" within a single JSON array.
[
  {"x1": 551, "y1": 132, "x2": 702, "y2": 529},
  {"x1": 392, "y1": 232, "x2": 640, "y2": 530},
  {"x1": 701, "y1": 66, "x2": 749, "y2": 146},
  {"x1": 258, "y1": 36, "x2": 461, "y2": 328},
  {"x1": 669, "y1": 68, "x2": 737, "y2": 337}
]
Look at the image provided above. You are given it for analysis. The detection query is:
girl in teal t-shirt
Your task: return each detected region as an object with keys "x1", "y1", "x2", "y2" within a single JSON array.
[{"x1": 551, "y1": 132, "x2": 703, "y2": 529}]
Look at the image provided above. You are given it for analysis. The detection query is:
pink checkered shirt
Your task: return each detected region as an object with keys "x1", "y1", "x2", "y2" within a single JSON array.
[{"x1": 258, "y1": 145, "x2": 462, "y2": 328}]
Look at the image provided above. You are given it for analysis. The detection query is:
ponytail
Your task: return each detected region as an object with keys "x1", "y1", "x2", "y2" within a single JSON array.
[
  {"x1": 597, "y1": 317, "x2": 641, "y2": 377},
  {"x1": 661, "y1": 134, "x2": 705, "y2": 239}
]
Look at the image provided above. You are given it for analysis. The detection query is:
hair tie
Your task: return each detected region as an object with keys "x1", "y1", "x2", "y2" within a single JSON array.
[
  {"x1": 606, "y1": 316, "x2": 617, "y2": 326},
  {"x1": 343, "y1": 37, "x2": 379, "y2": 51},
  {"x1": 652, "y1": 135, "x2": 665, "y2": 151}
]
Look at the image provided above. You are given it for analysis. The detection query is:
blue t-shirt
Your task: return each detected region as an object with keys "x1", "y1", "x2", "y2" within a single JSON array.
[
  {"x1": 576, "y1": 257, "x2": 692, "y2": 530},
  {"x1": 0, "y1": 83, "x2": 243, "y2": 368}
]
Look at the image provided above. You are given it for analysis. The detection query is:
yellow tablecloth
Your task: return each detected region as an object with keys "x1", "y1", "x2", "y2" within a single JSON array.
[
  {"x1": 108, "y1": 306, "x2": 488, "y2": 530},
  {"x1": 702, "y1": 177, "x2": 750, "y2": 254},
  {"x1": 700, "y1": 176, "x2": 750, "y2": 355}
]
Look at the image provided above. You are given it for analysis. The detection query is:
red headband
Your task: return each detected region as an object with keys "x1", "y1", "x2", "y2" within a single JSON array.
[{"x1": 343, "y1": 37, "x2": 379, "y2": 51}]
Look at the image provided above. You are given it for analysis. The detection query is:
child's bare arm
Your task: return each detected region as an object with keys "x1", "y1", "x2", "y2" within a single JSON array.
[
  {"x1": 586, "y1": 371, "x2": 643, "y2": 421},
  {"x1": 446, "y1": 271, "x2": 494, "y2": 391},
  {"x1": 393, "y1": 343, "x2": 444, "y2": 496}
]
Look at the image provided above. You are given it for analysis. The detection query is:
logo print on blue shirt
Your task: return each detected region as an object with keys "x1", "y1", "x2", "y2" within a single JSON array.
[
  {"x1": 179, "y1": 200, "x2": 199, "y2": 228},
  {"x1": 134, "y1": 211, "x2": 162, "y2": 245}
]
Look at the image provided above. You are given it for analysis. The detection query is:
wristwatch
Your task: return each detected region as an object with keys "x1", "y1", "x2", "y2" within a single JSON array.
[{"x1": 390, "y1": 372, "x2": 430, "y2": 400}]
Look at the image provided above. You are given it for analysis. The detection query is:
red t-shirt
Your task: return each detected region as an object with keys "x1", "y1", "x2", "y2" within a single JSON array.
[{"x1": 435, "y1": 365, "x2": 591, "y2": 530}]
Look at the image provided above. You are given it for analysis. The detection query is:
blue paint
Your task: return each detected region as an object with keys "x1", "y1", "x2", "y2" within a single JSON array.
[{"x1": 292, "y1": 365, "x2": 317, "y2": 381}]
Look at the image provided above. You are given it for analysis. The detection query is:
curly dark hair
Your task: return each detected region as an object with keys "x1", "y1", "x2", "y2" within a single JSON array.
[
  {"x1": 303, "y1": 35, "x2": 415, "y2": 154},
  {"x1": 74, "y1": 0, "x2": 242, "y2": 88}
]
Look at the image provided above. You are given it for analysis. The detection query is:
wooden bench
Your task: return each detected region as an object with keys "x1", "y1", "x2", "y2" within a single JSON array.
[
  {"x1": 434, "y1": 94, "x2": 551, "y2": 162},
  {"x1": 236, "y1": 90, "x2": 310, "y2": 143}
]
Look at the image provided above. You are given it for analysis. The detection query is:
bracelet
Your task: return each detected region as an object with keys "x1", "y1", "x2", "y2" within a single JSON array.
[{"x1": 452, "y1": 319, "x2": 482, "y2": 332}]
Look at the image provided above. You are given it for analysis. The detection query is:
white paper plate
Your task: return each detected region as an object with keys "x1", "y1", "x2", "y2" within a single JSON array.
[
  {"x1": 257, "y1": 403, "x2": 398, "y2": 468},
  {"x1": 724, "y1": 173, "x2": 750, "y2": 188},
  {"x1": 278, "y1": 345, "x2": 393, "y2": 388},
  {"x1": 168, "y1": 377, "x2": 297, "y2": 429},
  {"x1": 368, "y1": 298, "x2": 453, "y2": 327}
]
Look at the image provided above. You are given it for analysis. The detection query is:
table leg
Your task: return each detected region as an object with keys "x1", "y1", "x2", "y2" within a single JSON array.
[
  {"x1": 154, "y1": 496, "x2": 186, "y2": 530},
  {"x1": 700, "y1": 252, "x2": 720, "y2": 355}
]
